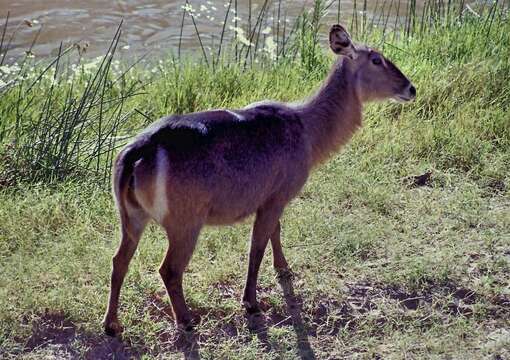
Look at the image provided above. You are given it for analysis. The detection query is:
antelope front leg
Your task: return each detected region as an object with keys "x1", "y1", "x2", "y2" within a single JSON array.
[{"x1": 243, "y1": 204, "x2": 284, "y2": 313}]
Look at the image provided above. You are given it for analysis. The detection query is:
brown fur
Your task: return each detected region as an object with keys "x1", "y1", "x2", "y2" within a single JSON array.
[
  {"x1": 103, "y1": 24, "x2": 415, "y2": 335},
  {"x1": 298, "y1": 57, "x2": 362, "y2": 165}
]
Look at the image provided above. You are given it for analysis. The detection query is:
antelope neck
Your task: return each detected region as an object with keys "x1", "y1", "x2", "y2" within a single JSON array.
[{"x1": 296, "y1": 58, "x2": 363, "y2": 166}]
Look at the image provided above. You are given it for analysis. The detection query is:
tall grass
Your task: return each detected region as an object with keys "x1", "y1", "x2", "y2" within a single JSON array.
[
  {"x1": 0, "y1": 0, "x2": 508, "y2": 187},
  {"x1": 0, "y1": 24, "x2": 145, "y2": 186}
]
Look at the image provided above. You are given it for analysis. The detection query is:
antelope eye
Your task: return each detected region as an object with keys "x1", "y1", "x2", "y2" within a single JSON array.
[{"x1": 372, "y1": 57, "x2": 382, "y2": 65}]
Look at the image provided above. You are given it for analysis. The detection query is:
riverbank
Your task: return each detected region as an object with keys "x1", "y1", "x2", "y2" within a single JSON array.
[{"x1": 0, "y1": 4, "x2": 509, "y2": 359}]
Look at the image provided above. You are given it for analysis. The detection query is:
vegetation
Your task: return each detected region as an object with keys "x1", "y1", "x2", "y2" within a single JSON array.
[{"x1": 0, "y1": 1, "x2": 509, "y2": 358}]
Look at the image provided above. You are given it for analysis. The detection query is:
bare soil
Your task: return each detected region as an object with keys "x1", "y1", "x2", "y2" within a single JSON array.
[{"x1": 20, "y1": 279, "x2": 509, "y2": 358}]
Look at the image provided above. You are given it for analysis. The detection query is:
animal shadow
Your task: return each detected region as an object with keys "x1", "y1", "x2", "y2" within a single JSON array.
[
  {"x1": 246, "y1": 270, "x2": 316, "y2": 359},
  {"x1": 174, "y1": 328, "x2": 201, "y2": 360},
  {"x1": 277, "y1": 270, "x2": 316, "y2": 360}
]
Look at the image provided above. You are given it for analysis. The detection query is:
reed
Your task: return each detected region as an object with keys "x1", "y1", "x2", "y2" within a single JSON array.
[
  {"x1": 0, "y1": 22, "x2": 144, "y2": 186},
  {"x1": 172, "y1": 0, "x2": 507, "y2": 69}
]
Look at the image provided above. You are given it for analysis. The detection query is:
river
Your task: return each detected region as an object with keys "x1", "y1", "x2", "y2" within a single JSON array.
[{"x1": 1, "y1": 0, "x2": 422, "y2": 60}]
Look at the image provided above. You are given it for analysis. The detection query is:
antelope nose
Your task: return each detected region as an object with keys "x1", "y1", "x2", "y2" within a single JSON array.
[{"x1": 409, "y1": 85, "x2": 416, "y2": 97}]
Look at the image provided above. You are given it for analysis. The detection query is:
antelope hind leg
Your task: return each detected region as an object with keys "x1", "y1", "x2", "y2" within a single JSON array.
[{"x1": 104, "y1": 209, "x2": 148, "y2": 336}]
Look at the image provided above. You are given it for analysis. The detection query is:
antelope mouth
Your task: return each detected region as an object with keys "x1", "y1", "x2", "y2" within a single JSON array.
[
  {"x1": 394, "y1": 84, "x2": 416, "y2": 103},
  {"x1": 393, "y1": 94, "x2": 414, "y2": 103}
]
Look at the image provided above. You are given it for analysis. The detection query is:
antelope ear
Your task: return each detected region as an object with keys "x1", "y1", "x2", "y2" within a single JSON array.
[{"x1": 329, "y1": 24, "x2": 357, "y2": 58}]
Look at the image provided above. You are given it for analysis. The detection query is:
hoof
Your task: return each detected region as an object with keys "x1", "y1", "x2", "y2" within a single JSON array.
[
  {"x1": 246, "y1": 310, "x2": 266, "y2": 332},
  {"x1": 176, "y1": 314, "x2": 195, "y2": 333},
  {"x1": 104, "y1": 321, "x2": 123, "y2": 337},
  {"x1": 177, "y1": 322, "x2": 194, "y2": 333},
  {"x1": 276, "y1": 267, "x2": 294, "y2": 281},
  {"x1": 242, "y1": 300, "x2": 261, "y2": 315}
]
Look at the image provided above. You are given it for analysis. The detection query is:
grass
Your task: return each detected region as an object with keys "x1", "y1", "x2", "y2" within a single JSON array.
[{"x1": 0, "y1": 1, "x2": 509, "y2": 359}]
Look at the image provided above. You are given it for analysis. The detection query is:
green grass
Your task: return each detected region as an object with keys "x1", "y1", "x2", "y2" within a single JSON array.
[{"x1": 0, "y1": 4, "x2": 509, "y2": 359}]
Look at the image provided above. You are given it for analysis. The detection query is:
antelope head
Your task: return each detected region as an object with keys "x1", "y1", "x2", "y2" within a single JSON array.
[{"x1": 329, "y1": 24, "x2": 416, "y2": 103}]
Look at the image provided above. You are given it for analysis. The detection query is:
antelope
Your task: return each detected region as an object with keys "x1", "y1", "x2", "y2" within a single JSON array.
[{"x1": 103, "y1": 24, "x2": 415, "y2": 336}]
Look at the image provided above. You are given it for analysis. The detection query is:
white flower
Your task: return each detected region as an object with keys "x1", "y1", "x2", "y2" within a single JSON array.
[
  {"x1": 0, "y1": 64, "x2": 21, "y2": 74},
  {"x1": 211, "y1": 6, "x2": 217, "y2": 11},
  {"x1": 200, "y1": 5, "x2": 208, "y2": 12},
  {"x1": 82, "y1": 58, "x2": 101, "y2": 74},
  {"x1": 182, "y1": 4, "x2": 195, "y2": 13},
  {"x1": 229, "y1": 26, "x2": 252, "y2": 47},
  {"x1": 0, "y1": 65, "x2": 11, "y2": 74},
  {"x1": 261, "y1": 26, "x2": 272, "y2": 35},
  {"x1": 264, "y1": 36, "x2": 277, "y2": 60},
  {"x1": 122, "y1": 45, "x2": 130, "y2": 50}
]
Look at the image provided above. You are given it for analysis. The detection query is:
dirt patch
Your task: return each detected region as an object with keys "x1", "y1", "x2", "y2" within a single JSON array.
[
  {"x1": 144, "y1": 289, "x2": 231, "y2": 326},
  {"x1": 143, "y1": 281, "x2": 302, "y2": 353},
  {"x1": 145, "y1": 279, "x2": 510, "y2": 345},
  {"x1": 143, "y1": 289, "x2": 243, "y2": 352},
  {"x1": 403, "y1": 170, "x2": 433, "y2": 188},
  {"x1": 24, "y1": 312, "x2": 79, "y2": 357},
  {"x1": 19, "y1": 279, "x2": 509, "y2": 357},
  {"x1": 309, "y1": 280, "x2": 510, "y2": 336},
  {"x1": 22, "y1": 311, "x2": 142, "y2": 359},
  {"x1": 485, "y1": 178, "x2": 506, "y2": 194}
]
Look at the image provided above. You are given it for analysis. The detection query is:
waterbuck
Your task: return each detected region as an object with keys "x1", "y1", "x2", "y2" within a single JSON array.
[{"x1": 103, "y1": 24, "x2": 415, "y2": 336}]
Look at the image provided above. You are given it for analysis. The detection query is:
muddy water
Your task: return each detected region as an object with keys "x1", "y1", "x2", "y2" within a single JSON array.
[{"x1": 1, "y1": 0, "x2": 421, "y2": 60}]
